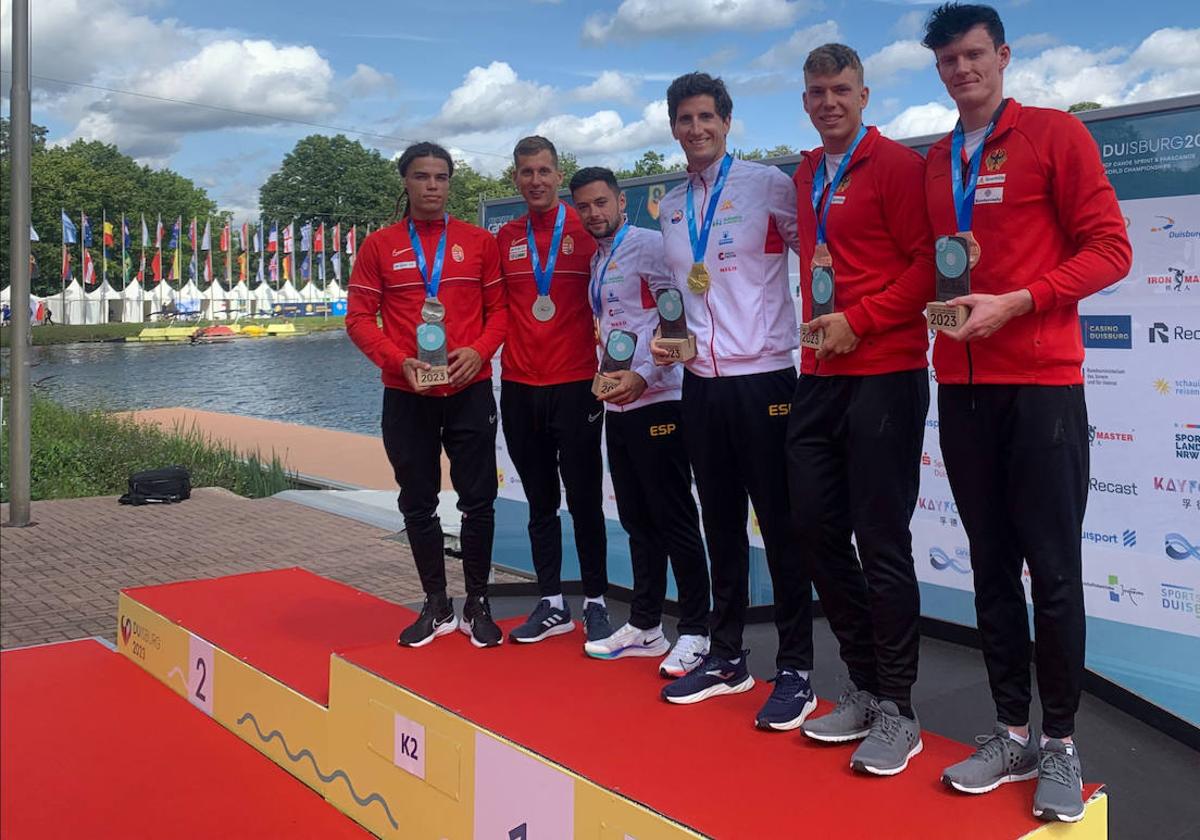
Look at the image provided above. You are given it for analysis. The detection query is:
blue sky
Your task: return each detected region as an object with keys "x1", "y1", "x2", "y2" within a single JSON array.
[{"x1": 3, "y1": 0, "x2": 1198, "y2": 221}]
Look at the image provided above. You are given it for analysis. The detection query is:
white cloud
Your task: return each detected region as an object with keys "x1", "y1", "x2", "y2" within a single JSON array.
[
  {"x1": 892, "y1": 10, "x2": 925, "y2": 40},
  {"x1": 1012, "y1": 33, "x2": 1059, "y2": 53},
  {"x1": 344, "y1": 64, "x2": 397, "y2": 98},
  {"x1": 58, "y1": 40, "x2": 338, "y2": 162},
  {"x1": 572, "y1": 71, "x2": 640, "y2": 104},
  {"x1": 879, "y1": 101, "x2": 957, "y2": 139},
  {"x1": 754, "y1": 20, "x2": 843, "y2": 69},
  {"x1": 535, "y1": 100, "x2": 672, "y2": 155},
  {"x1": 864, "y1": 40, "x2": 929, "y2": 84},
  {"x1": 584, "y1": 0, "x2": 814, "y2": 43},
  {"x1": 1128, "y1": 27, "x2": 1200, "y2": 71},
  {"x1": 431, "y1": 61, "x2": 554, "y2": 133}
]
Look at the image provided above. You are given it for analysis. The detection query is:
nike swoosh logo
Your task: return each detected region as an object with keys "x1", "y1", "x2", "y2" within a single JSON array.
[
  {"x1": 588, "y1": 411, "x2": 603, "y2": 423},
  {"x1": 488, "y1": 414, "x2": 496, "y2": 424},
  {"x1": 433, "y1": 616, "x2": 454, "y2": 628},
  {"x1": 644, "y1": 636, "x2": 663, "y2": 646}
]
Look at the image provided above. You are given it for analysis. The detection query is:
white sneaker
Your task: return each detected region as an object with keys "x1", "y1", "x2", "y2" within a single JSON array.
[
  {"x1": 659, "y1": 634, "x2": 710, "y2": 678},
  {"x1": 584, "y1": 623, "x2": 670, "y2": 660}
]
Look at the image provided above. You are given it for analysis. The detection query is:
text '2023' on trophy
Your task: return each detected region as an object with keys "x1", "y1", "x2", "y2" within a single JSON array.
[
  {"x1": 800, "y1": 245, "x2": 835, "y2": 350},
  {"x1": 416, "y1": 322, "x2": 450, "y2": 388},
  {"x1": 927, "y1": 233, "x2": 975, "y2": 332},
  {"x1": 593, "y1": 328, "x2": 638, "y2": 398},
  {"x1": 653, "y1": 288, "x2": 696, "y2": 364}
]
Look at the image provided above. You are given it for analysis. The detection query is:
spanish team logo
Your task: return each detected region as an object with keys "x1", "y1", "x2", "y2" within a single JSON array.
[
  {"x1": 985, "y1": 148, "x2": 1008, "y2": 171},
  {"x1": 719, "y1": 198, "x2": 735, "y2": 211},
  {"x1": 451, "y1": 243, "x2": 465, "y2": 262},
  {"x1": 562, "y1": 234, "x2": 574, "y2": 255},
  {"x1": 671, "y1": 209, "x2": 684, "y2": 224}
]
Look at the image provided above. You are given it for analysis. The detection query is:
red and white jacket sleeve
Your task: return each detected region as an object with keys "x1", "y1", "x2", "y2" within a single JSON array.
[{"x1": 346, "y1": 234, "x2": 405, "y2": 374}]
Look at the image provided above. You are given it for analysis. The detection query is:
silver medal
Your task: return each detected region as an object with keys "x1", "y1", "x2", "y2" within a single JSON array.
[
  {"x1": 420, "y1": 297, "x2": 445, "y2": 323},
  {"x1": 532, "y1": 294, "x2": 556, "y2": 322}
]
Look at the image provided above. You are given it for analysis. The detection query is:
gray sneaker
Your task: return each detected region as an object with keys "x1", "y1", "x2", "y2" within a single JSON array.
[
  {"x1": 801, "y1": 688, "x2": 875, "y2": 743},
  {"x1": 1033, "y1": 739, "x2": 1085, "y2": 823},
  {"x1": 850, "y1": 700, "x2": 922, "y2": 776},
  {"x1": 942, "y1": 724, "x2": 1039, "y2": 794}
]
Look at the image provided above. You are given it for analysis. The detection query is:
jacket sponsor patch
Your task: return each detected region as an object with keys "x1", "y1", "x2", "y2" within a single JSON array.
[
  {"x1": 975, "y1": 186, "x2": 1004, "y2": 205},
  {"x1": 977, "y1": 173, "x2": 1006, "y2": 185},
  {"x1": 508, "y1": 244, "x2": 528, "y2": 260},
  {"x1": 393, "y1": 260, "x2": 417, "y2": 270}
]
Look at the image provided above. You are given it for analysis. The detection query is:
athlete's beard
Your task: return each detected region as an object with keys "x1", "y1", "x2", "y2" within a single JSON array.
[{"x1": 598, "y1": 214, "x2": 623, "y2": 238}]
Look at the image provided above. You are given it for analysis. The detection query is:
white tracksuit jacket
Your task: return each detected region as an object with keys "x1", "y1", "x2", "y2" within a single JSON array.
[
  {"x1": 589, "y1": 223, "x2": 682, "y2": 413},
  {"x1": 658, "y1": 156, "x2": 800, "y2": 378}
]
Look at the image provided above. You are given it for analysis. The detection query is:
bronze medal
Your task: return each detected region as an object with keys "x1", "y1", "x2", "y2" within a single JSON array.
[
  {"x1": 687, "y1": 261, "x2": 711, "y2": 294},
  {"x1": 957, "y1": 230, "x2": 981, "y2": 268},
  {"x1": 812, "y1": 243, "x2": 833, "y2": 268}
]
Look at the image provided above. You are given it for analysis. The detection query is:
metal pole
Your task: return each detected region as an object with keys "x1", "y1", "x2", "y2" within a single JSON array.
[{"x1": 6, "y1": 0, "x2": 34, "y2": 526}]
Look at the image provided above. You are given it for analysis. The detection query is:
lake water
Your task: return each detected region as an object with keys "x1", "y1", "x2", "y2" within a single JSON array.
[{"x1": 10, "y1": 330, "x2": 387, "y2": 435}]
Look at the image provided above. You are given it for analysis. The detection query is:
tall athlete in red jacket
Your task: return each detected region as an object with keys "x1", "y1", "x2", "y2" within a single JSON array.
[
  {"x1": 787, "y1": 44, "x2": 934, "y2": 776},
  {"x1": 347, "y1": 142, "x2": 508, "y2": 650},
  {"x1": 921, "y1": 5, "x2": 1131, "y2": 823},
  {"x1": 495, "y1": 136, "x2": 612, "y2": 647}
]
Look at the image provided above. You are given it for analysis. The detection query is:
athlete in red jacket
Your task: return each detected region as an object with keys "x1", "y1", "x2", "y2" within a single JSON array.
[
  {"x1": 347, "y1": 142, "x2": 507, "y2": 650},
  {"x1": 494, "y1": 136, "x2": 612, "y2": 647},
  {"x1": 787, "y1": 43, "x2": 934, "y2": 776},
  {"x1": 920, "y1": 5, "x2": 1131, "y2": 823}
]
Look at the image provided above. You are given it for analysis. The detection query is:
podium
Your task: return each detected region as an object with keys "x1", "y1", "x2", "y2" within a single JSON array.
[{"x1": 106, "y1": 568, "x2": 1107, "y2": 839}]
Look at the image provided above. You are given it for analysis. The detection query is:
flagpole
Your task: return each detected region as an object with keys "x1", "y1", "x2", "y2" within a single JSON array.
[{"x1": 102, "y1": 208, "x2": 108, "y2": 322}]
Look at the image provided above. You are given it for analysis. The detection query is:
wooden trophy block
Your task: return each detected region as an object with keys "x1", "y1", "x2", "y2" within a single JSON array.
[
  {"x1": 415, "y1": 365, "x2": 450, "y2": 389},
  {"x1": 653, "y1": 329, "x2": 697, "y2": 365},
  {"x1": 926, "y1": 302, "x2": 969, "y2": 333},
  {"x1": 799, "y1": 324, "x2": 824, "y2": 350},
  {"x1": 591, "y1": 373, "x2": 620, "y2": 398}
]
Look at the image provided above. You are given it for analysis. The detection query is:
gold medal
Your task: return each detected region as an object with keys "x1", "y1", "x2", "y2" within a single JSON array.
[
  {"x1": 957, "y1": 230, "x2": 981, "y2": 268},
  {"x1": 812, "y1": 243, "x2": 832, "y2": 268},
  {"x1": 687, "y1": 261, "x2": 711, "y2": 294}
]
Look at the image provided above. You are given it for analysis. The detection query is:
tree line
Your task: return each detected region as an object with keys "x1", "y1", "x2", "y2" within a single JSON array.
[{"x1": 1, "y1": 117, "x2": 796, "y2": 296}]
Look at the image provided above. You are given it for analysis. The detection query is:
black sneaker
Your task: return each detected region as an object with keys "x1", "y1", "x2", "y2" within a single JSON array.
[
  {"x1": 509, "y1": 599, "x2": 575, "y2": 643},
  {"x1": 460, "y1": 595, "x2": 503, "y2": 648},
  {"x1": 398, "y1": 594, "x2": 457, "y2": 648},
  {"x1": 582, "y1": 601, "x2": 614, "y2": 643}
]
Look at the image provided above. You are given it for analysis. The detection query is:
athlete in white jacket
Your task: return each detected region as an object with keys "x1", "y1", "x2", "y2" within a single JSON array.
[
  {"x1": 653, "y1": 73, "x2": 815, "y2": 733},
  {"x1": 571, "y1": 167, "x2": 713, "y2": 679}
]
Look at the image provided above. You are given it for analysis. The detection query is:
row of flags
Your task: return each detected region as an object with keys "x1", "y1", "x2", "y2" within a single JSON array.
[{"x1": 53, "y1": 210, "x2": 367, "y2": 288}]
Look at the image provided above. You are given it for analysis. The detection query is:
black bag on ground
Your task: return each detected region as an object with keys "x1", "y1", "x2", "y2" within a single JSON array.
[{"x1": 118, "y1": 466, "x2": 192, "y2": 506}]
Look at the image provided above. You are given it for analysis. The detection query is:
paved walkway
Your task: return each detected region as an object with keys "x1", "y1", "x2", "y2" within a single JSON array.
[
  {"x1": 123, "y1": 407, "x2": 452, "y2": 490},
  {"x1": 0, "y1": 488, "x2": 522, "y2": 649}
]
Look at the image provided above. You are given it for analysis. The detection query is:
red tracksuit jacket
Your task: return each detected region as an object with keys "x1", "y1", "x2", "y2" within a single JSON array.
[
  {"x1": 346, "y1": 215, "x2": 507, "y2": 396},
  {"x1": 496, "y1": 202, "x2": 598, "y2": 386},
  {"x1": 925, "y1": 100, "x2": 1132, "y2": 385},
  {"x1": 793, "y1": 126, "x2": 934, "y2": 376}
]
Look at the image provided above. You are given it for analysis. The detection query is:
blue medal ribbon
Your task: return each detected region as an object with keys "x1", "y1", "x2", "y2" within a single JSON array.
[
  {"x1": 408, "y1": 214, "x2": 449, "y2": 299},
  {"x1": 685, "y1": 154, "x2": 733, "y2": 263},
  {"x1": 810, "y1": 124, "x2": 867, "y2": 246},
  {"x1": 590, "y1": 223, "x2": 630, "y2": 317},
  {"x1": 950, "y1": 100, "x2": 1008, "y2": 232},
  {"x1": 528, "y1": 203, "x2": 567, "y2": 297}
]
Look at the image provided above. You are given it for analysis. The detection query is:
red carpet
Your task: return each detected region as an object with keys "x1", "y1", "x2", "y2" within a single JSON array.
[
  {"x1": 125, "y1": 568, "x2": 414, "y2": 704},
  {"x1": 0, "y1": 639, "x2": 368, "y2": 839},
  {"x1": 345, "y1": 620, "x2": 1103, "y2": 840}
]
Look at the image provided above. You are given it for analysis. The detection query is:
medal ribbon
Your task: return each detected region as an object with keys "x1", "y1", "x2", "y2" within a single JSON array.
[
  {"x1": 408, "y1": 214, "x2": 449, "y2": 299},
  {"x1": 685, "y1": 153, "x2": 734, "y2": 264},
  {"x1": 950, "y1": 100, "x2": 1009, "y2": 232},
  {"x1": 810, "y1": 124, "x2": 867, "y2": 246},
  {"x1": 528, "y1": 203, "x2": 567, "y2": 297},
  {"x1": 590, "y1": 223, "x2": 630, "y2": 317}
]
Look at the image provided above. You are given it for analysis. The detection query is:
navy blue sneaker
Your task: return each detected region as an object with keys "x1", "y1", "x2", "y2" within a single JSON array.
[
  {"x1": 755, "y1": 669, "x2": 818, "y2": 731},
  {"x1": 582, "y1": 601, "x2": 614, "y2": 643},
  {"x1": 509, "y1": 599, "x2": 575, "y2": 643},
  {"x1": 661, "y1": 651, "x2": 755, "y2": 704}
]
